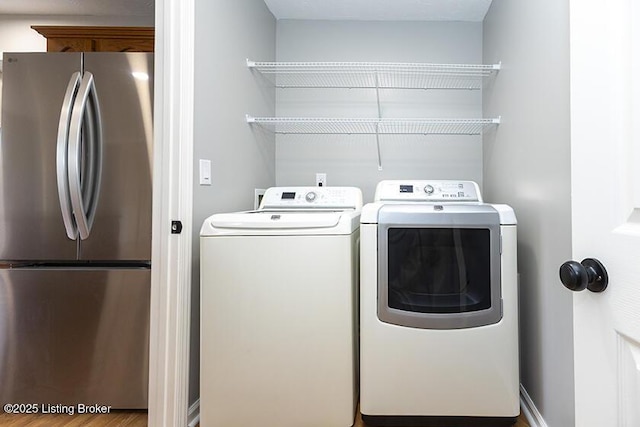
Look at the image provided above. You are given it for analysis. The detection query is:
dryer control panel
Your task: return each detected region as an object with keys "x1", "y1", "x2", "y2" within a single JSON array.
[
  {"x1": 374, "y1": 180, "x2": 482, "y2": 203},
  {"x1": 260, "y1": 186, "x2": 363, "y2": 210}
]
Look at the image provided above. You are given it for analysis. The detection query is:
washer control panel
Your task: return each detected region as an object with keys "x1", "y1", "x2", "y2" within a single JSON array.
[
  {"x1": 374, "y1": 180, "x2": 482, "y2": 203},
  {"x1": 260, "y1": 186, "x2": 363, "y2": 210}
]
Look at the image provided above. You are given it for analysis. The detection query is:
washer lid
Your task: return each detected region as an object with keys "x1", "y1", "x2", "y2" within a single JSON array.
[
  {"x1": 209, "y1": 211, "x2": 342, "y2": 229},
  {"x1": 201, "y1": 210, "x2": 361, "y2": 236}
]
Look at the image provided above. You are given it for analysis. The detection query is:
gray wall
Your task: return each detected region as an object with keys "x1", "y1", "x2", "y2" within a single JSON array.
[
  {"x1": 274, "y1": 20, "x2": 484, "y2": 202},
  {"x1": 191, "y1": 0, "x2": 276, "y2": 405},
  {"x1": 483, "y1": 1, "x2": 574, "y2": 426}
]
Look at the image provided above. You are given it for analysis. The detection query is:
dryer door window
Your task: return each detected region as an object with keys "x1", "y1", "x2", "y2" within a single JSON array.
[
  {"x1": 386, "y1": 228, "x2": 491, "y2": 314},
  {"x1": 377, "y1": 205, "x2": 502, "y2": 329}
]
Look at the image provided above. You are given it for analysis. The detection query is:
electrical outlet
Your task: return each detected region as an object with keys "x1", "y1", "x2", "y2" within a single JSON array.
[{"x1": 316, "y1": 173, "x2": 327, "y2": 187}]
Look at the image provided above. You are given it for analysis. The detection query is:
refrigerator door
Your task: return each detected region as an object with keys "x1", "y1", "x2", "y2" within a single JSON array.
[
  {"x1": 79, "y1": 53, "x2": 153, "y2": 261},
  {"x1": 0, "y1": 268, "x2": 150, "y2": 407},
  {"x1": 0, "y1": 53, "x2": 81, "y2": 260}
]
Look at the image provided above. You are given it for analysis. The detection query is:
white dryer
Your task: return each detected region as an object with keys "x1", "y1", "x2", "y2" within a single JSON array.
[
  {"x1": 200, "y1": 186, "x2": 362, "y2": 427},
  {"x1": 360, "y1": 180, "x2": 519, "y2": 427}
]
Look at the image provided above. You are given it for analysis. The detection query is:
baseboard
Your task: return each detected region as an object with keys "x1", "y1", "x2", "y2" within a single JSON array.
[
  {"x1": 187, "y1": 399, "x2": 200, "y2": 427},
  {"x1": 189, "y1": 388, "x2": 541, "y2": 427},
  {"x1": 520, "y1": 385, "x2": 549, "y2": 427}
]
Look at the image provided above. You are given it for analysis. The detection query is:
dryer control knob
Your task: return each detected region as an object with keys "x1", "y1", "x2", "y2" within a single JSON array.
[
  {"x1": 305, "y1": 191, "x2": 317, "y2": 202},
  {"x1": 424, "y1": 185, "x2": 435, "y2": 195}
]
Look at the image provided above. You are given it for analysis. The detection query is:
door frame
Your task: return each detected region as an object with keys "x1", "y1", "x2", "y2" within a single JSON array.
[{"x1": 149, "y1": 0, "x2": 195, "y2": 425}]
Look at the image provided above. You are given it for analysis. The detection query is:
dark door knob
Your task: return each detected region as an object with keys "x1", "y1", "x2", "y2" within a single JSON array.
[{"x1": 559, "y1": 258, "x2": 608, "y2": 293}]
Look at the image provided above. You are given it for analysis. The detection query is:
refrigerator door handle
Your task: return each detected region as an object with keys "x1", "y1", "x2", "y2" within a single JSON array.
[
  {"x1": 68, "y1": 72, "x2": 103, "y2": 240},
  {"x1": 56, "y1": 72, "x2": 82, "y2": 240},
  {"x1": 83, "y1": 73, "x2": 103, "y2": 238}
]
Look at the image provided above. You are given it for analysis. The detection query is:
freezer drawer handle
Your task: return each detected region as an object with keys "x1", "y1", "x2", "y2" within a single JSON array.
[
  {"x1": 67, "y1": 71, "x2": 103, "y2": 240},
  {"x1": 56, "y1": 72, "x2": 82, "y2": 240}
]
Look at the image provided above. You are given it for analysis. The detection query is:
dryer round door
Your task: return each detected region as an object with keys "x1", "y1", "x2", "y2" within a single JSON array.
[{"x1": 377, "y1": 204, "x2": 502, "y2": 329}]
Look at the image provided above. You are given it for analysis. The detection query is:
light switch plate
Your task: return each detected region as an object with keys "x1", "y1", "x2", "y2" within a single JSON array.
[{"x1": 199, "y1": 159, "x2": 211, "y2": 185}]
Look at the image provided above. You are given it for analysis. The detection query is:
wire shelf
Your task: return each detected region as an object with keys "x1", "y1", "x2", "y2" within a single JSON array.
[
  {"x1": 246, "y1": 116, "x2": 500, "y2": 135},
  {"x1": 247, "y1": 60, "x2": 500, "y2": 90}
]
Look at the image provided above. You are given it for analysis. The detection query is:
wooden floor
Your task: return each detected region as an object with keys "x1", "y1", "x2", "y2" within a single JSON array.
[
  {"x1": 0, "y1": 410, "x2": 147, "y2": 427},
  {"x1": 0, "y1": 408, "x2": 530, "y2": 426}
]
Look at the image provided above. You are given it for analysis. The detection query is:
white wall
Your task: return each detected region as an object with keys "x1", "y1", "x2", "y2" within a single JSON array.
[
  {"x1": 483, "y1": 1, "x2": 574, "y2": 426},
  {"x1": 0, "y1": 14, "x2": 153, "y2": 54},
  {"x1": 191, "y1": 0, "x2": 276, "y2": 406},
  {"x1": 274, "y1": 20, "x2": 484, "y2": 202}
]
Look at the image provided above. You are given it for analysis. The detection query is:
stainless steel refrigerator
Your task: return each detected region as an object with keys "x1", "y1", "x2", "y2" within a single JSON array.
[{"x1": 0, "y1": 52, "x2": 153, "y2": 408}]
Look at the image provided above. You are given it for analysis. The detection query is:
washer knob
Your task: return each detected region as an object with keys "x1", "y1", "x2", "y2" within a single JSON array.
[
  {"x1": 305, "y1": 191, "x2": 317, "y2": 202},
  {"x1": 424, "y1": 185, "x2": 435, "y2": 195}
]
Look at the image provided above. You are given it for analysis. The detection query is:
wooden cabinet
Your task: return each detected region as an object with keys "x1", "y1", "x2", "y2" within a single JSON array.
[{"x1": 31, "y1": 26, "x2": 154, "y2": 53}]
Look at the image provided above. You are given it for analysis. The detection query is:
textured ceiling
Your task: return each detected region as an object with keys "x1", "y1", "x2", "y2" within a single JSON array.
[
  {"x1": 263, "y1": 0, "x2": 493, "y2": 21},
  {"x1": 0, "y1": 0, "x2": 154, "y2": 16},
  {"x1": 0, "y1": 0, "x2": 491, "y2": 22}
]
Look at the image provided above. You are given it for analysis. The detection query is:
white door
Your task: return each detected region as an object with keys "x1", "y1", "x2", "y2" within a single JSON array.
[{"x1": 569, "y1": 0, "x2": 640, "y2": 425}]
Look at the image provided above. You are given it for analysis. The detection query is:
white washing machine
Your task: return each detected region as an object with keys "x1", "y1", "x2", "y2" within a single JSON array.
[
  {"x1": 200, "y1": 186, "x2": 362, "y2": 427},
  {"x1": 360, "y1": 180, "x2": 519, "y2": 427}
]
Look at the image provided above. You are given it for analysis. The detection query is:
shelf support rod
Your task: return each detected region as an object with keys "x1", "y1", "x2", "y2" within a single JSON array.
[{"x1": 375, "y1": 71, "x2": 383, "y2": 170}]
